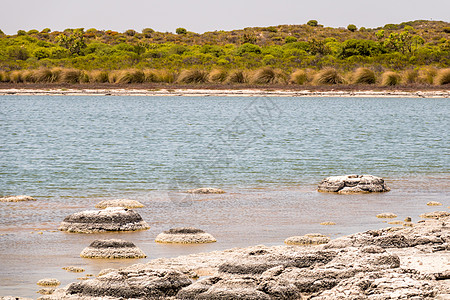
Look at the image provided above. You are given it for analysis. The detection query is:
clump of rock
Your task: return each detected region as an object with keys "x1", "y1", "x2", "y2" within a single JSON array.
[
  {"x1": 155, "y1": 227, "x2": 216, "y2": 244},
  {"x1": 0, "y1": 195, "x2": 36, "y2": 202},
  {"x1": 284, "y1": 233, "x2": 330, "y2": 246},
  {"x1": 376, "y1": 212, "x2": 398, "y2": 218},
  {"x1": 320, "y1": 221, "x2": 336, "y2": 225},
  {"x1": 186, "y1": 188, "x2": 225, "y2": 194},
  {"x1": 80, "y1": 239, "x2": 146, "y2": 259},
  {"x1": 38, "y1": 215, "x2": 450, "y2": 299},
  {"x1": 95, "y1": 199, "x2": 144, "y2": 209},
  {"x1": 58, "y1": 207, "x2": 150, "y2": 233},
  {"x1": 427, "y1": 201, "x2": 442, "y2": 206},
  {"x1": 62, "y1": 266, "x2": 84, "y2": 273},
  {"x1": 318, "y1": 174, "x2": 390, "y2": 194},
  {"x1": 36, "y1": 278, "x2": 60, "y2": 287},
  {"x1": 420, "y1": 211, "x2": 450, "y2": 219}
]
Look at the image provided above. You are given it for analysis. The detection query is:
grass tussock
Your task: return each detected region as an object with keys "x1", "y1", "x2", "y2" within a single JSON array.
[
  {"x1": 22, "y1": 70, "x2": 37, "y2": 83},
  {"x1": 177, "y1": 69, "x2": 209, "y2": 84},
  {"x1": 9, "y1": 70, "x2": 24, "y2": 83},
  {"x1": 0, "y1": 71, "x2": 9, "y2": 82},
  {"x1": 251, "y1": 68, "x2": 287, "y2": 84},
  {"x1": 313, "y1": 68, "x2": 345, "y2": 85},
  {"x1": 209, "y1": 69, "x2": 229, "y2": 83},
  {"x1": 116, "y1": 70, "x2": 146, "y2": 84},
  {"x1": 289, "y1": 69, "x2": 308, "y2": 85},
  {"x1": 226, "y1": 70, "x2": 249, "y2": 84},
  {"x1": 417, "y1": 67, "x2": 437, "y2": 84},
  {"x1": 89, "y1": 70, "x2": 110, "y2": 83},
  {"x1": 434, "y1": 68, "x2": 450, "y2": 85},
  {"x1": 402, "y1": 69, "x2": 418, "y2": 84},
  {"x1": 381, "y1": 71, "x2": 401, "y2": 86},
  {"x1": 61, "y1": 69, "x2": 85, "y2": 84},
  {"x1": 352, "y1": 68, "x2": 376, "y2": 84}
]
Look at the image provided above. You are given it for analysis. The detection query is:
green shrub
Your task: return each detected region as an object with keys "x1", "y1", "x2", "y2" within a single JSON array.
[
  {"x1": 142, "y1": 28, "x2": 155, "y2": 38},
  {"x1": 33, "y1": 48, "x2": 50, "y2": 60},
  {"x1": 236, "y1": 43, "x2": 261, "y2": 55},
  {"x1": 289, "y1": 69, "x2": 308, "y2": 84},
  {"x1": 285, "y1": 36, "x2": 297, "y2": 44},
  {"x1": 347, "y1": 24, "x2": 357, "y2": 32},
  {"x1": 176, "y1": 28, "x2": 187, "y2": 35},
  {"x1": 125, "y1": 29, "x2": 136, "y2": 36},
  {"x1": 17, "y1": 30, "x2": 26, "y2": 36},
  {"x1": 41, "y1": 28, "x2": 51, "y2": 33},
  {"x1": 307, "y1": 20, "x2": 318, "y2": 27},
  {"x1": 353, "y1": 68, "x2": 376, "y2": 84},
  {"x1": 443, "y1": 27, "x2": 450, "y2": 33},
  {"x1": 177, "y1": 69, "x2": 209, "y2": 84},
  {"x1": 0, "y1": 29, "x2": 4, "y2": 35},
  {"x1": 435, "y1": 68, "x2": 450, "y2": 85},
  {"x1": 27, "y1": 29, "x2": 39, "y2": 35},
  {"x1": 313, "y1": 68, "x2": 345, "y2": 85},
  {"x1": 381, "y1": 71, "x2": 401, "y2": 86}
]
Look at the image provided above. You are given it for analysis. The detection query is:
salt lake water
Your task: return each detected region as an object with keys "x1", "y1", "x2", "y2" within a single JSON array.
[{"x1": 0, "y1": 95, "x2": 449, "y2": 297}]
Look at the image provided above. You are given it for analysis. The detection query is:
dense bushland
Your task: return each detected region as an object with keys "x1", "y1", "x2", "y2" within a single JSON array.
[{"x1": 0, "y1": 20, "x2": 449, "y2": 86}]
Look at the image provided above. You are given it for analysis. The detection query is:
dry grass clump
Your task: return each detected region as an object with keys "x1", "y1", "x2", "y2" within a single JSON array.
[
  {"x1": 22, "y1": 70, "x2": 37, "y2": 83},
  {"x1": 154, "y1": 69, "x2": 176, "y2": 83},
  {"x1": 61, "y1": 69, "x2": 85, "y2": 83},
  {"x1": 89, "y1": 70, "x2": 110, "y2": 83},
  {"x1": 9, "y1": 70, "x2": 24, "y2": 83},
  {"x1": 289, "y1": 69, "x2": 308, "y2": 85},
  {"x1": 177, "y1": 69, "x2": 209, "y2": 84},
  {"x1": 434, "y1": 68, "x2": 450, "y2": 85},
  {"x1": 209, "y1": 69, "x2": 229, "y2": 83},
  {"x1": 352, "y1": 68, "x2": 376, "y2": 84},
  {"x1": 143, "y1": 69, "x2": 159, "y2": 83},
  {"x1": 226, "y1": 69, "x2": 249, "y2": 84},
  {"x1": 251, "y1": 67, "x2": 287, "y2": 84},
  {"x1": 33, "y1": 68, "x2": 58, "y2": 83},
  {"x1": 402, "y1": 69, "x2": 418, "y2": 84},
  {"x1": 381, "y1": 71, "x2": 401, "y2": 86},
  {"x1": 313, "y1": 68, "x2": 345, "y2": 85},
  {"x1": 417, "y1": 67, "x2": 437, "y2": 84},
  {"x1": 115, "y1": 69, "x2": 145, "y2": 84},
  {"x1": 0, "y1": 71, "x2": 9, "y2": 82}
]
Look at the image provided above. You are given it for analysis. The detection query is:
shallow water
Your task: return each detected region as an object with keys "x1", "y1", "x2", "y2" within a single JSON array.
[{"x1": 0, "y1": 95, "x2": 449, "y2": 297}]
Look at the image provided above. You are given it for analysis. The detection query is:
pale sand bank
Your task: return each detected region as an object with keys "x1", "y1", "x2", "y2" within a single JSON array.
[{"x1": 0, "y1": 88, "x2": 449, "y2": 98}]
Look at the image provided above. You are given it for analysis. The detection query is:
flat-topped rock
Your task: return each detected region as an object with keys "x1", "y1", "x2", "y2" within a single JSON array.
[
  {"x1": 155, "y1": 227, "x2": 217, "y2": 244},
  {"x1": 95, "y1": 199, "x2": 144, "y2": 209},
  {"x1": 284, "y1": 233, "x2": 330, "y2": 246},
  {"x1": 58, "y1": 207, "x2": 150, "y2": 233},
  {"x1": 420, "y1": 211, "x2": 450, "y2": 219},
  {"x1": 0, "y1": 195, "x2": 36, "y2": 202},
  {"x1": 318, "y1": 174, "x2": 390, "y2": 194},
  {"x1": 80, "y1": 239, "x2": 146, "y2": 259},
  {"x1": 186, "y1": 188, "x2": 225, "y2": 194},
  {"x1": 377, "y1": 212, "x2": 398, "y2": 218},
  {"x1": 36, "y1": 278, "x2": 60, "y2": 287}
]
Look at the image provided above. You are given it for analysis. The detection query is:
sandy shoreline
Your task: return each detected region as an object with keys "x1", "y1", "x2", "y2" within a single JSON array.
[{"x1": 0, "y1": 88, "x2": 449, "y2": 98}]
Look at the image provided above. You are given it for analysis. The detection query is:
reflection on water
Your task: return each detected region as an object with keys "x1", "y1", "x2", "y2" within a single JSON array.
[{"x1": 0, "y1": 96, "x2": 449, "y2": 297}]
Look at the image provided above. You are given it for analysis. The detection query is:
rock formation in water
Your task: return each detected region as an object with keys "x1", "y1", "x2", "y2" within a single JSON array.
[
  {"x1": 0, "y1": 195, "x2": 36, "y2": 202},
  {"x1": 318, "y1": 174, "x2": 390, "y2": 194},
  {"x1": 95, "y1": 199, "x2": 144, "y2": 209},
  {"x1": 58, "y1": 207, "x2": 150, "y2": 233},
  {"x1": 38, "y1": 213, "x2": 450, "y2": 299},
  {"x1": 80, "y1": 239, "x2": 146, "y2": 259},
  {"x1": 186, "y1": 188, "x2": 225, "y2": 194},
  {"x1": 155, "y1": 227, "x2": 217, "y2": 244},
  {"x1": 36, "y1": 278, "x2": 60, "y2": 287},
  {"x1": 284, "y1": 233, "x2": 330, "y2": 246}
]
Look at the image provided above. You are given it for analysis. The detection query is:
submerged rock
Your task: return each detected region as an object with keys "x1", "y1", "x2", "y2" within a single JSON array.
[
  {"x1": 186, "y1": 188, "x2": 225, "y2": 194},
  {"x1": 284, "y1": 233, "x2": 330, "y2": 246},
  {"x1": 95, "y1": 199, "x2": 144, "y2": 209},
  {"x1": 36, "y1": 278, "x2": 60, "y2": 287},
  {"x1": 420, "y1": 211, "x2": 450, "y2": 219},
  {"x1": 320, "y1": 221, "x2": 336, "y2": 226},
  {"x1": 80, "y1": 239, "x2": 146, "y2": 259},
  {"x1": 0, "y1": 195, "x2": 35, "y2": 202},
  {"x1": 427, "y1": 201, "x2": 443, "y2": 206},
  {"x1": 58, "y1": 207, "x2": 150, "y2": 233},
  {"x1": 377, "y1": 212, "x2": 398, "y2": 218},
  {"x1": 155, "y1": 227, "x2": 216, "y2": 244},
  {"x1": 62, "y1": 266, "x2": 85, "y2": 273},
  {"x1": 318, "y1": 174, "x2": 390, "y2": 194}
]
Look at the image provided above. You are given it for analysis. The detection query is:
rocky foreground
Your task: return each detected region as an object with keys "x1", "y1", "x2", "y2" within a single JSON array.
[{"x1": 36, "y1": 213, "x2": 450, "y2": 299}]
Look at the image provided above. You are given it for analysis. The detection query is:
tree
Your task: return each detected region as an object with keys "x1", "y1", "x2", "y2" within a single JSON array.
[
  {"x1": 55, "y1": 29, "x2": 86, "y2": 55},
  {"x1": 347, "y1": 24, "x2": 357, "y2": 32},
  {"x1": 307, "y1": 20, "x2": 318, "y2": 27},
  {"x1": 176, "y1": 28, "x2": 187, "y2": 35}
]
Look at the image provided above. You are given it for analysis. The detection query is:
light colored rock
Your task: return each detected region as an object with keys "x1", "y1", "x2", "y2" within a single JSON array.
[
  {"x1": 377, "y1": 212, "x2": 398, "y2": 218},
  {"x1": 388, "y1": 220, "x2": 404, "y2": 225},
  {"x1": 427, "y1": 201, "x2": 443, "y2": 206},
  {"x1": 62, "y1": 266, "x2": 85, "y2": 273},
  {"x1": 155, "y1": 227, "x2": 217, "y2": 244},
  {"x1": 0, "y1": 297, "x2": 33, "y2": 300},
  {"x1": 0, "y1": 195, "x2": 35, "y2": 202},
  {"x1": 37, "y1": 278, "x2": 60, "y2": 287},
  {"x1": 37, "y1": 288, "x2": 55, "y2": 295},
  {"x1": 320, "y1": 221, "x2": 336, "y2": 225},
  {"x1": 95, "y1": 199, "x2": 144, "y2": 209},
  {"x1": 420, "y1": 211, "x2": 450, "y2": 219},
  {"x1": 58, "y1": 207, "x2": 150, "y2": 233},
  {"x1": 284, "y1": 234, "x2": 330, "y2": 246},
  {"x1": 186, "y1": 188, "x2": 225, "y2": 194},
  {"x1": 80, "y1": 239, "x2": 146, "y2": 259},
  {"x1": 318, "y1": 174, "x2": 390, "y2": 194}
]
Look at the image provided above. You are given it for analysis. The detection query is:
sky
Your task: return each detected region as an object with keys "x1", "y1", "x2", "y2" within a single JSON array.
[{"x1": 1, "y1": 0, "x2": 449, "y2": 35}]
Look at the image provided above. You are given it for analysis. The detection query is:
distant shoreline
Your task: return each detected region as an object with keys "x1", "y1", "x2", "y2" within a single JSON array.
[{"x1": 0, "y1": 84, "x2": 449, "y2": 98}]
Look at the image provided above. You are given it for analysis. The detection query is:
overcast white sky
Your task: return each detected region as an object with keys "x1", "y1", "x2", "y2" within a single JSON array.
[{"x1": 1, "y1": 0, "x2": 449, "y2": 35}]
